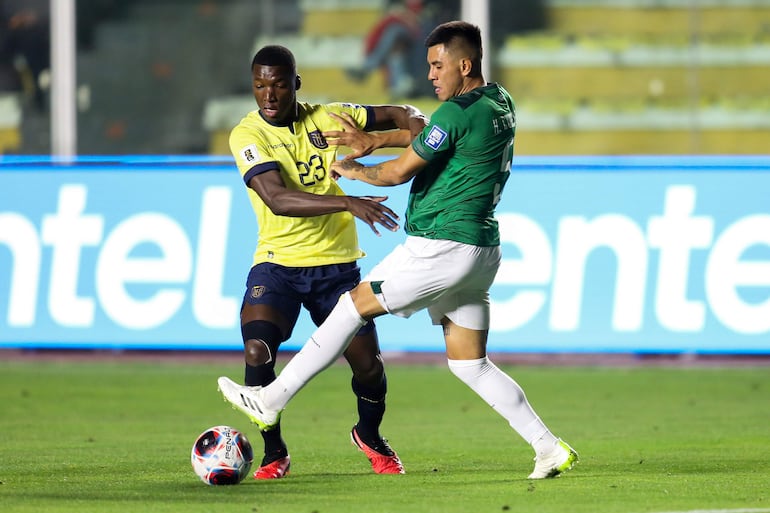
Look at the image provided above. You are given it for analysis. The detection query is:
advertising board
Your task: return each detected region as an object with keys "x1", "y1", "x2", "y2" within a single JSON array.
[{"x1": 1, "y1": 155, "x2": 768, "y2": 353}]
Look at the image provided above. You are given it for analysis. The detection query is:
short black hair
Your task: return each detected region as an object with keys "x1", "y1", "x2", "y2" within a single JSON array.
[
  {"x1": 425, "y1": 21, "x2": 483, "y2": 72},
  {"x1": 251, "y1": 45, "x2": 296, "y2": 73}
]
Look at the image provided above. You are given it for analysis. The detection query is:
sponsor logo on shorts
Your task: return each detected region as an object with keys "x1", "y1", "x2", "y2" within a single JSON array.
[
  {"x1": 250, "y1": 286, "x2": 266, "y2": 299},
  {"x1": 425, "y1": 125, "x2": 447, "y2": 150},
  {"x1": 240, "y1": 144, "x2": 259, "y2": 163}
]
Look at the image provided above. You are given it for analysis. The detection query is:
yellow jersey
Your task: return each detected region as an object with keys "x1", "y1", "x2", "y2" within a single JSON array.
[{"x1": 230, "y1": 101, "x2": 372, "y2": 267}]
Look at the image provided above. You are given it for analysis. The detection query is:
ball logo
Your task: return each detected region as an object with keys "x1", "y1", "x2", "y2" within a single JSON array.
[{"x1": 223, "y1": 427, "x2": 234, "y2": 460}]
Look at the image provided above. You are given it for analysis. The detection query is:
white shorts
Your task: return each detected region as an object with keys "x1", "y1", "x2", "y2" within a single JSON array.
[{"x1": 363, "y1": 236, "x2": 501, "y2": 330}]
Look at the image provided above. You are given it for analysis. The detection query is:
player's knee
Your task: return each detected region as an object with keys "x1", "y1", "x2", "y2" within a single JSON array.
[
  {"x1": 242, "y1": 320, "x2": 283, "y2": 366},
  {"x1": 244, "y1": 340, "x2": 268, "y2": 366},
  {"x1": 353, "y1": 357, "x2": 384, "y2": 386},
  {"x1": 349, "y1": 284, "x2": 384, "y2": 318},
  {"x1": 447, "y1": 357, "x2": 490, "y2": 384},
  {"x1": 345, "y1": 336, "x2": 384, "y2": 385}
]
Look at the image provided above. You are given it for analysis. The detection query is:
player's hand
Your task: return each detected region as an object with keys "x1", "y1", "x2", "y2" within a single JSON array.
[
  {"x1": 347, "y1": 195, "x2": 399, "y2": 236},
  {"x1": 330, "y1": 158, "x2": 363, "y2": 181},
  {"x1": 323, "y1": 112, "x2": 377, "y2": 160}
]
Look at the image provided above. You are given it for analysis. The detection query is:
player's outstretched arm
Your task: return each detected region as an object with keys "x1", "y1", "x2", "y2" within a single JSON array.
[
  {"x1": 248, "y1": 169, "x2": 399, "y2": 235},
  {"x1": 368, "y1": 104, "x2": 428, "y2": 139},
  {"x1": 323, "y1": 105, "x2": 428, "y2": 159},
  {"x1": 331, "y1": 146, "x2": 427, "y2": 187},
  {"x1": 324, "y1": 112, "x2": 410, "y2": 159}
]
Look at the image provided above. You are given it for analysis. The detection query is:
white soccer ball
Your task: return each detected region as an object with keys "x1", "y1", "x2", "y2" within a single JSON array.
[{"x1": 191, "y1": 425, "x2": 254, "y2": 485}]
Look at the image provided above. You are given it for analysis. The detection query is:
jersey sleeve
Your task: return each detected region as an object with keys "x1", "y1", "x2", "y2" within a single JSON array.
[
  {"x1": 325, "y1": 102, "x2": 373, "y2": 131},
  {"x1": 411, "y1": 101, "x2": 467, "y2": 162},
  {"x1": 229, "y1": 123, "x2": 280, "y2": 186}
]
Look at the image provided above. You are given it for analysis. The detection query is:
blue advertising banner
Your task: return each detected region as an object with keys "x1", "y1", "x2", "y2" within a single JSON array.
[{"x1": 1, "y1": 155, "x2": 768, "y2": 353}]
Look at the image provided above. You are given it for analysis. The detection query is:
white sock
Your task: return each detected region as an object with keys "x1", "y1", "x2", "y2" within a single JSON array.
[
  {"x1": 261, "y1": 292, "x2": 366, "y2": 411},
  {"x1": 446, "y1": 357, "x2": 558, "y2": 453}
]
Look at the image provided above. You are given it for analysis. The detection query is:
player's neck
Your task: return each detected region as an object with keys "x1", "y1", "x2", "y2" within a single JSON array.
[{"x1": 457, "y1": 76, "x2": 486, "y2": 96}]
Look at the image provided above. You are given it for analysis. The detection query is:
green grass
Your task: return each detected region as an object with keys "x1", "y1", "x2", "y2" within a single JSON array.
[{"x1": 1, "y1": 358, "x2": 768, "y2": 513}]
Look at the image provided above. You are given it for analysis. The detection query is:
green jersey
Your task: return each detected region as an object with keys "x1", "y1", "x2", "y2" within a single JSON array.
[{"x1": 409, "y1": 83, "x2": 515, "y2": 246}]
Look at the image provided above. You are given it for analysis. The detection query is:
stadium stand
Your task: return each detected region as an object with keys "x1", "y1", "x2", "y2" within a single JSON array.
[
  {"x1": 203, "y1": 0, "x2": 442, "y2": 156},
  {"x1": 73, "y1": 0, "x2": 286, "y2": 154},
  {"x1": 204, "y1": 0, "x2": 770, "y2": 156},
  {"x1": 298, "y1": 0, "x2": 384, "y2": 37},
  {"x1": 2, "y1": 0, "x2": 768, "y2": 155},
  {"x1": 3, "y1": 0, "x2": 300, "y2": 155},
  {"x1": 0, "y1": 93, "x2": 21, "y2": 153},
  {"x1": 503, "y1": 0, "x2": 770, "y2": 154}
]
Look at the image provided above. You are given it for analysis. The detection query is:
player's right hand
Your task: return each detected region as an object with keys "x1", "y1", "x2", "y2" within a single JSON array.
[
  {"x1": 347, "y1": 195, "x2": 399, "y2": 236},
  {"x1": 324, "y1": 112, "x2": 376, "y2": 160}
]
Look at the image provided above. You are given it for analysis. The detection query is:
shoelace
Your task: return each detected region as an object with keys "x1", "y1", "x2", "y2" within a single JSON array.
[{"x1": 371, "y1": 438, "x2": 396, "y2": 456}]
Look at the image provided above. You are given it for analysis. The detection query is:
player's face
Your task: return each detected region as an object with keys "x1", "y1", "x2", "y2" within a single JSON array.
[
  {"x1": 251, "y1": 64, "x2": 298, "y2": 124},
  {"x1": 426, "y1": 44, "x2": 464, "y2": 101}
]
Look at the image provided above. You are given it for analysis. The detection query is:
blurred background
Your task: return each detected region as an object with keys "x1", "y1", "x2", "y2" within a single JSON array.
[{"x1": 2, "y1": 0, "x2": 770, "y2": 157}]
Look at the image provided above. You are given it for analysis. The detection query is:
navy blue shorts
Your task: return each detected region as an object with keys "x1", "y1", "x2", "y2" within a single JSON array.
[{"x1": 243, "y1": 261, "x2": 375, "y2": 340}]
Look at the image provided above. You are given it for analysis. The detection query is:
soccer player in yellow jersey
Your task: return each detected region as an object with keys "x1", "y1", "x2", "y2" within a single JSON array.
[{"x1": 226, "y1": 45, "x2": 427, "y2": 479}]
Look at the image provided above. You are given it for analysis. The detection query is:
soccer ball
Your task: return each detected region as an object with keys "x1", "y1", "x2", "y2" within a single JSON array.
[{"x1": 190, "y1": 425, "x2": 254, "y2": 485}]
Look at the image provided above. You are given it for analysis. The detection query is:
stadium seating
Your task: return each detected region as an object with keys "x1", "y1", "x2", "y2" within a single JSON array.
[
  {"x1": 204, "y1": 0, "x2": 770, "y2": 156},
  {"x1": 547, "y1": 3, "x2": 770, "y2": 39},
  {"x1": 297, "y1": 0, "x2": 383, "y2": 37},
  {"x1": 204, "y1": 0, "x2": 439, "y2": 156},
  {"x1": 503, "y1": 0, "x2": 770, "y2": 154},
  {"x1": 0, "y1": 94, "x2": 21, "y2": 153},
  {"x1": 6, "y1": 0, "x2": 761, "y2": 156}
]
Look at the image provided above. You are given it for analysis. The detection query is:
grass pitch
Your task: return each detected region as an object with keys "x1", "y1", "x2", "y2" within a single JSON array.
[{"x1": 0, "y1": 356, "x2": 768, "y2": 513}]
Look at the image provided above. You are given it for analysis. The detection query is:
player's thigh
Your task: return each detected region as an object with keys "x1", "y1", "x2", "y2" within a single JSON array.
[
  {"x1": 240, "y1": 303, "x2": 293, "y2": 339},
  {"x1": 303, "y1": 262, "x2": 362, "y2": 325},
  {"x1": 364, "y1": 237, "x2": 475, "y2": 318},
  {"x1": 426, "y1": 244, "x2": 500, "y2": 329},
  {"x1": 428, "y1": 287, "x2": 491, "y2": 331},
  {"x1": 364, "y1": 237, "x2": 492, "y2": 323},
  {"x1": 302, "y1": 261, "x2": 379, "y2": 343},
  {"x1": 441, "y1": 317, "x2": 488, "y2": 360},
  {"x1": 241, "y1": 263, "x2": 302, "y2": 339}
]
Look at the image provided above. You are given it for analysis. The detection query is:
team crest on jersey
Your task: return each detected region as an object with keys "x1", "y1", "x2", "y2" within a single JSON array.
[
  {"x1": 308, "y1": 131, "x2": 328, "y2": 149},
  {"x1": 250, "y1": 285, "x2": 266, "y2": 299},
  {"x1": 240, "y1": 144, "x2": 259, "y2": 163},
  {"x1": 425, "y1": 125, "x2": 447, "y2": 150}
]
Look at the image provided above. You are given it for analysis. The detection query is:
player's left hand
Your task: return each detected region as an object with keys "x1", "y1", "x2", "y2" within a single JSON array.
[{"x1": 323, "y1": 112, "x2": 376, "y2": 160}]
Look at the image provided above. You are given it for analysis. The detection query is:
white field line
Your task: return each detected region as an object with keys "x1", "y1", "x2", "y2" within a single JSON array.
[{"x1": 649, "y1": 509, "x2": 770, "y2": 513}]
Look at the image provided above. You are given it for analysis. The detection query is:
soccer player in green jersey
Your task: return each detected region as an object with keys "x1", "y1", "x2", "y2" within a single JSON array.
[
  {"x1": 224, "y1": 45, "x2": 428, "y2": 478},
  {"x1": 219, "y1": 23, "x2": 578, "y2": 479}
]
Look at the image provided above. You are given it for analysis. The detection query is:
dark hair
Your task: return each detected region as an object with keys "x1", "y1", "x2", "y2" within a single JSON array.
[
  {"x1": 425, "y1": 21, "x2": 483, "y2": 74},
  {"x1": 251, "y1": 45, "x2": 296, "y2": 73}
]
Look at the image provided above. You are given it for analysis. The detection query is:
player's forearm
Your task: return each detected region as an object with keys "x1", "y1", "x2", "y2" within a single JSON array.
[
  {"x1": 266, "y1": 190, "x2": 350, "y2": 217},
  {"x1": 371, "y1": 105, "x2": 428, "y2": 137},
  {"x1": 336, "y1": 159, "x2": 409, "y2": 186},
  {"x1": 368, "y1": 129, "x2": 413, "y2": 149}
]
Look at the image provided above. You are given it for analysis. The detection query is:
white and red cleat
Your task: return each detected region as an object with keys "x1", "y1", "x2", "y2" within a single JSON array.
[{"x1": 350, "y1": 426, "x2": 405, "y2": 474}]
